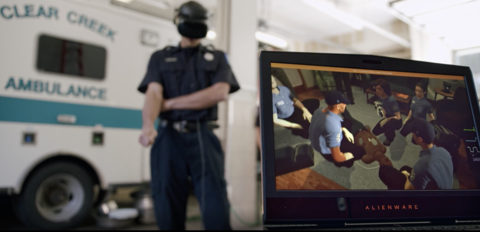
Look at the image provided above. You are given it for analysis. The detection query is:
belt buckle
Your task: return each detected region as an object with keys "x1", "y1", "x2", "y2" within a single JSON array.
[
  {"x1": 160, "y1": 120, "x2": 168, "y2": 128},
  {"x1": 174, "y1": 121, "x2": 189, "y2": 133}
]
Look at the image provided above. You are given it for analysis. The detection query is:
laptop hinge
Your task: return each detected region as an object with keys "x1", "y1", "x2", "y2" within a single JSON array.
[
  {"x1": 456, "y1": 220, "x2": 480, "y2": 224},
  {"x1": 345, "y1": 221, "x2": 431, "y2": 227},
  {"x1": 265, "y1": 224, "x2": 319, "y2": 228}
]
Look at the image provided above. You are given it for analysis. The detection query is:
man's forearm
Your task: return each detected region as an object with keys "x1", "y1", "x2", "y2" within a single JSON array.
[
  {"x1": 274, "y1": 119, "x2": 294, "y2": 128},
  {"x1": 404, "y1": 178, "x2": 415, "y2": 190},
  {"x1": 142, "y1": 87, "x2": 163, "y2": 128},
  {"x1": 331, "y1": 147, "x2": 347, "y2": 162},
  {"x1": 293, "y1": 98, "x2": 306, "y2": 110},
  {"x1": 166, "y1": 83, "x2": 229, "y2": 111}
]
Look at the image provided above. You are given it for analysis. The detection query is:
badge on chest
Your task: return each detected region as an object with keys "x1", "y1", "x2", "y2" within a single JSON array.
[
  {"x1": 165, "y1": 57, "x2": 178, "y2": 62},
  {"x1": 277, "y1": 101, "x2": 285, "y2": 106},
  {"x1": 204, "y1": 52, "x2": 214, "y2": 61}
]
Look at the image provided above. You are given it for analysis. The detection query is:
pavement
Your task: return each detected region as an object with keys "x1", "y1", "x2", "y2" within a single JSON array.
[{"x1": 0, "y1": 182, "x2": 263, "y2": 230}]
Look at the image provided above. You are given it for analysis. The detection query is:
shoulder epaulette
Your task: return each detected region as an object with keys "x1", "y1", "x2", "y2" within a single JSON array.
[
  {"x1": 163, "y1": 45, "x2": 180, "y2": 52},
  {"x1": 202, "y1": 44, "x2": 216, "y2": 53}
]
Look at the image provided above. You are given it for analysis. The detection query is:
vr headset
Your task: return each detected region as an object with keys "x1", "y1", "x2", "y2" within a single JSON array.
[{"x1": 173, "y1": 1, "x2": 209, "y2": 39}]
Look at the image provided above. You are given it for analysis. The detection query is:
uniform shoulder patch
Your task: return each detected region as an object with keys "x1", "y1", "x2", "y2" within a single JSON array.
[
  {"x1": 410, "y1": 169, "x2": 416, "y2": 181},
  {"x1": 224, "y1": 53, "x2": 230, "y2": 64},
  {"x1": 203, "y1": 44, "x2": 216, "y2": 53},
  {"x1": 204, "y1": 52, "x2": 214, "y2": 61}
]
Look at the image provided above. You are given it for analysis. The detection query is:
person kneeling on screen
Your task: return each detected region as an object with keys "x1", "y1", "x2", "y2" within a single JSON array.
[
  {"x1": 372, "y1": 79, "x2": 402, "y2": 146},
  {"x1": 378, "y1": 117, "x2": 454, "y2": 190},
  {"x1": 404, "y1": 81, "x2": 434, "y2": 145},
  {"x1": 309, "y1": 91, "x2": 366, "y2": 168},
  {"x1": 272, "y1": 75, "x2": 319, "y2": 139}
]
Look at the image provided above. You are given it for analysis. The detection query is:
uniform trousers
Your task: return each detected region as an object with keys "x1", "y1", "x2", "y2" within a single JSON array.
[
  {"x1": 372, "y1": 117, "x2": 402, "y2": 141},
  {"x1": 320, "y1": 118, "x2": 366, "y2": 168},
  {"x1": 378, "y1": 165, "x2": 412, "y2": 190},
  {"x1": 320, "y1": 130, "x2": 366, "y2": 168},
  {"x1": 283, "y1": 98, "x2": 320, "y2": 139},
  {"x1": 150, "y1": 122, "x2": 231, "y2": 230}
]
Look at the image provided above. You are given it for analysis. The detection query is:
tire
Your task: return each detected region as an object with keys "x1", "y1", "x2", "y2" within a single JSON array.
[{"x1": 14, "y1": 162, "x2": 94, "y2": 230}]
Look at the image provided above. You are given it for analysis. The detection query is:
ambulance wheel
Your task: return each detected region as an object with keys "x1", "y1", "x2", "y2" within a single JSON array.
[{"x1": 15, "y1": 162, "x2": 94, "y2": 230}]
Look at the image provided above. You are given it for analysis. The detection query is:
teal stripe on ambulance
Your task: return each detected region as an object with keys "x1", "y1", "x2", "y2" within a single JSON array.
[{"x1": 0, "y1": 96, "x2": 143, "y2": 129}]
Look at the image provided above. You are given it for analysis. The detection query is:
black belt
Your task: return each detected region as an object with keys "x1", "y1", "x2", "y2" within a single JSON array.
[{"x1": 159, "y1": 119, "x2": 219, "y2": 133}]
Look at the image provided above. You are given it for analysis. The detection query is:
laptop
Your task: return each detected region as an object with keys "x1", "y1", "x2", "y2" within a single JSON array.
[{"x1": 259, "y1": 51, "x2": 480, "y2": 230}]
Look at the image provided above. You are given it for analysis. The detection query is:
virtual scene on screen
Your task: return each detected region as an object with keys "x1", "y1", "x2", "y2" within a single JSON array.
[{"x1": 271, "y1": 67, "x2": 478, "y2": 190}]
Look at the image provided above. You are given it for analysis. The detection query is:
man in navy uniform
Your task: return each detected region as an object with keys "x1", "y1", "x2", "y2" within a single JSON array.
[
  {"x1": 379, "y1": 117, "x2": 454, "y2": 190},
  {"x1": 405, "y1": 82, "x2": 434, "y2": 122},
  {"x1": 371, "y1": 78, "x2": 403, "y2": 146},
  {"x1": 137, "y1": 1, "x2": 240, "y2": 230},
  {"x1": 404, "y1": 81, "x2": 434, "y2": 145},
  {"x1": 309, "y1": 91, "x2": 366, "y2": 168}
]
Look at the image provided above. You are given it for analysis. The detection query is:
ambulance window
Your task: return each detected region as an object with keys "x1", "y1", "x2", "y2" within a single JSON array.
[{"x1": 36, "y1": 35, "x2": 106, "y2": 80}]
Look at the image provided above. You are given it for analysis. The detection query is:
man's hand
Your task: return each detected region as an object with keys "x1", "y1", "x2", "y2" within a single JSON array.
[
  {"x1": 139, "y1": 126, "x2": 157, "y2": 147},
  {"x1": 342, "y1": 127, "x2": 354, "y2": 144},
  {"x1": 302, "y1": 108, "x2": 312, "y2": 123},
  {"x1": 161, "y1": 99, "x2": 172, "y2": 112},
  {"x1": 343, "y1": 152, "x2": 354, "y2": 161},
  {"x1": 380, "y1": 118, "x2": 388, "y2": 127},
  {"x1": 401, "y1": 170, "x2": 410, "y2": 178},
  {"x1": 291, "y1": 123, "x2": 303, "y2": 129}
]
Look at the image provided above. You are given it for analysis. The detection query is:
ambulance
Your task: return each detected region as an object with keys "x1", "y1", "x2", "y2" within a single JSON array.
[{"x1": 0, "y1": 0, "x2": 192, "y2": 229}]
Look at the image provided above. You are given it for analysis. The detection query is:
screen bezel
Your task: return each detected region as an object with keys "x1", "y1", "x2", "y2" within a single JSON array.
[{"x1": 260, "y1": 51, "x2": 480, "y2": 223}]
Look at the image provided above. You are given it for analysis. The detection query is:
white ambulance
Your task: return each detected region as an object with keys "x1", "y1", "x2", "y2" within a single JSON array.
[{"x1": 0, "y1": 0, "x2": 188, "y2": 229}]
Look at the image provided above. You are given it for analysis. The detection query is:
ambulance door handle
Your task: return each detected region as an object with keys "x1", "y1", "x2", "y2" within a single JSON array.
[{"x1": 57, "y1": 114, "x2": 77, "y2": 124}]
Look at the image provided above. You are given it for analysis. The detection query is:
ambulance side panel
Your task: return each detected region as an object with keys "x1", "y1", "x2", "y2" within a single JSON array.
[{"x1": 0, "y1": 0, "x2": 180, "y2": 193}]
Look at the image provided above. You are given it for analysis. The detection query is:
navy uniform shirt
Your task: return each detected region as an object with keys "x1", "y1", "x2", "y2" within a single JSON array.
[
  {"x1": 137, "y1": 45, "x2": 240, "y2": 121},
  {"x1": 410, "y1": 96, "x2": 433, "y2": 119},
  {"x1": 409, "y1": 145, "x2": 454, "y2": 190},
  {"x1": 380, "y1": 95, "x2": 400, "y2": 117},
  {"x1": 309, "y1": 107, "x2": 343, "y2": 155},
  {"x1": 272, "y1": 86, "x2": 295, "y2": 119}
]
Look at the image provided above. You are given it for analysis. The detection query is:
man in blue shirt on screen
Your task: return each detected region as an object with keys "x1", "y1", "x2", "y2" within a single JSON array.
[
  {"x1": 379, "y1": 117, "x2": 454, "y2": 190},
  {"x1": 309, "y1": 91, "x2": 366, "y2": 168}
]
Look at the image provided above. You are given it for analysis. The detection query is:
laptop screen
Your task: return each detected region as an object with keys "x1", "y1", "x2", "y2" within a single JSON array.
[{"x1": 270, "y1": 62, "x2": 480, "y2": 192}]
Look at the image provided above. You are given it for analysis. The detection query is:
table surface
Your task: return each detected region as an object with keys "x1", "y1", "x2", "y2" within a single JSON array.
[
  {"x1": 275, "y1": 168, "x2": 347, "y2": 190},
  {"x1": 435, "y1": 87, "x2": 455, "y2": 98}
]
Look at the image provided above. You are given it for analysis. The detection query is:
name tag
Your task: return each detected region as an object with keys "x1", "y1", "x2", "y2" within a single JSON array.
[
  {"x1": 277, "y1": 101, "x2": 285, "y2": 106},
  {"x1": 165, "y1": 57, "x2": 177, "y2": 62}
]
